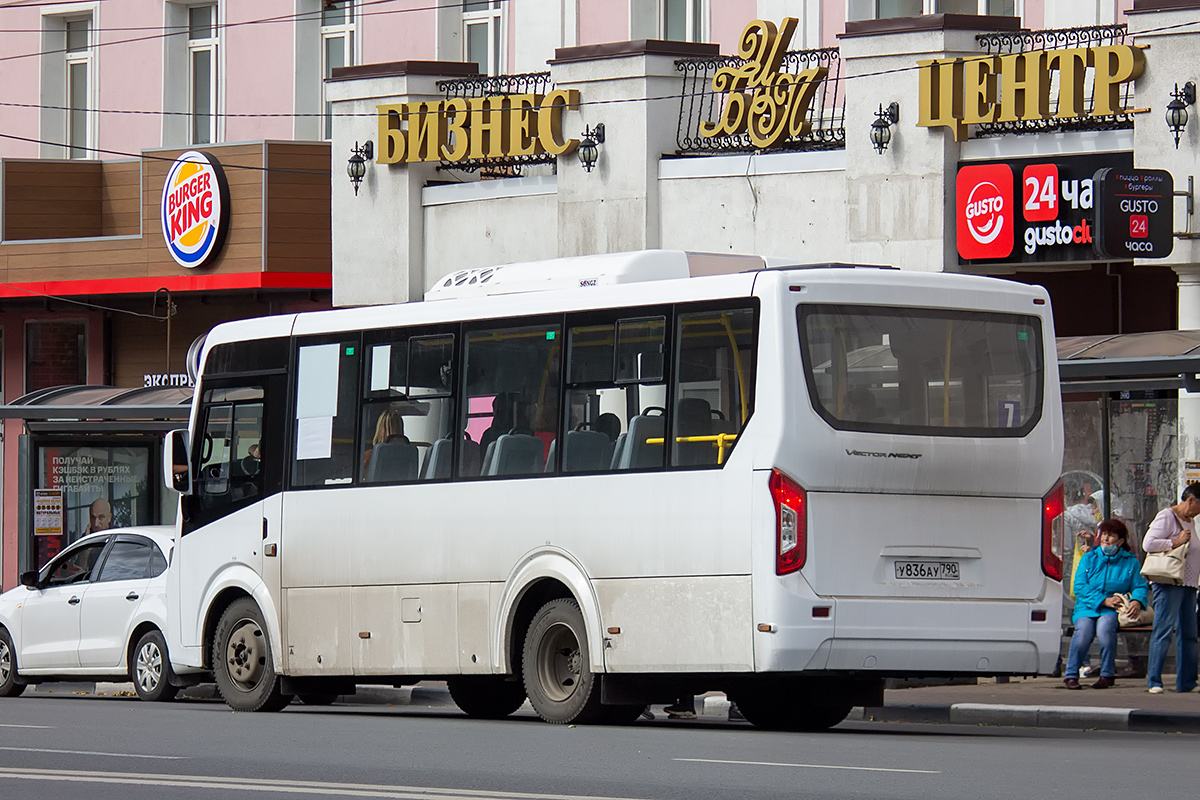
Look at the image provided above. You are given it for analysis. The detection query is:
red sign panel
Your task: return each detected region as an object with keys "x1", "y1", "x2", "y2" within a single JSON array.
[
  {"x1": 957, "y1": 164, "x2": 1014, "y2": 260},
  {"x1": 1022, "y1": 163, "x2": 1059, "y2": 222}
]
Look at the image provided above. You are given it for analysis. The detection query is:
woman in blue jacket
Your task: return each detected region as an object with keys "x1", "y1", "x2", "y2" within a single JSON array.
[{"x1": 1065, "y1": 519, "x2": 1149, "y2": 689}]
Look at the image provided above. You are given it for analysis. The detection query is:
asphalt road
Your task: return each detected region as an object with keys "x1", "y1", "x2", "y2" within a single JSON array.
[{"x1": 0, "y1": 690, "x2": 1189, "y2": 800}]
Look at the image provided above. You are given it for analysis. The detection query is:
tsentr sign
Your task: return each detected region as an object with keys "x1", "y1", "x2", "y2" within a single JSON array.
[
  {"x1": 376, "y1": 90, "x2": 580, "y2": 165},
  {"x1": 160, "y1": 151, "x2": 230, "y2": 269},
  {"x1": 919, "y1": 45, "x2": 1144, "y2": 141}
]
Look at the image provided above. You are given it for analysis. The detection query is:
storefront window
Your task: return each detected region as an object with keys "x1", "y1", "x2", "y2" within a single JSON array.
[
  {"x1": 1109, "y1": 392, "x2": 1178, "y2": 561},
  {"x1": 26, "y1": 320, "x2": 86, "y2": 392},
  {"x1": 1060, "y1": 396, "x2": 1106, "y2": 623},
  {"x1": 34, "y1": 444, "x2": 153, "y2": 569}
]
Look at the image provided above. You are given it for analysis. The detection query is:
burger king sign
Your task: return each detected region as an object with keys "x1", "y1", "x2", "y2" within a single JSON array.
[{"x1": 161, "y1": 151, "x2": 230, "y2": 268}]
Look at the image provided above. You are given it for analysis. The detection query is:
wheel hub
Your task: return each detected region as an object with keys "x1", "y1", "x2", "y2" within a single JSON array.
[
  {"x1": 0, "y1": 640, "x2": 10, "y2": 684},
  {"x1": 537, "y1": 622, "x2": 582, "y2": 703},
  {"x1": 226, "y1": 620, "x2": 265, "y2": 691},
  {"x1": 136, "y1": 642, "x2": 162, "y2": 692}
]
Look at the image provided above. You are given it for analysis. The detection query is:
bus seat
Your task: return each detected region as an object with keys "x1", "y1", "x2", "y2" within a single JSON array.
[
  {"x1": 544, "y1": 439, "x2": 557, "y2": 472},
  {"x1": 595, "y1": 412, "x2": 621, "y2": 442},
  {"x1": 617, "y1": 414, "x2": 665, "y2": 470},
  {"x1": 562, "y1": 429, "x2": 610, "y2": 472},
  {"x1": 420, "y1": 438, "x2": 453, "y2": 480},
  {"x1": 366, "y1": 442, "x2": 419, "y2": 482},
  {"x1": 481, "y1": 441, "x2": 497, "y2": 476},
  {"x1": 675, "y1": 397, "x2": 716, "y2": 466},
  {"x1": 488, "y1": 433, "x2": 545, "y2": 476},
  {"x1": 609, "y1": 433, "x2": 627, "y2": 470},
  {"x1": 459, "y1": 436, "x2": 481, "y2": 477}
]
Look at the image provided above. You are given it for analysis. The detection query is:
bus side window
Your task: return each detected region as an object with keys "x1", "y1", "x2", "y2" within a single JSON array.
[
  {"x1": 408, "y1": 334, "x2": 456, "y2": 480},
  {"x1": 463, "y1": 321, "x2": 562, "y2": 478},
  {"x1": 671, "y1": 307, "x2": 755, "y2": 468},
  {"x1": 292, "y1": 339, "x2": 360, "y2": 488},
  {"x1": 562, "y1": 316, "x2": 666, "y2": 473}
]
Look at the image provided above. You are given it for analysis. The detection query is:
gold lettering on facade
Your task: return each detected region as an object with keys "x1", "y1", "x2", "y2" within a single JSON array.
[
  {"x1": 700, "y1": 18, "x2": 827, "y2": 149},
  {"x1": 917, "y1": 44, "x2": 1143, "y2": 141},
  {"x1": 373, "y1": 90, "x2": 579, "y2": 165}
]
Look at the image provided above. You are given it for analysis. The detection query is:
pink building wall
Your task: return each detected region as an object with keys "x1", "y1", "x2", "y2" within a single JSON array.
[
  {"x1": 94, "y1": 1, "x2": 166, "y2": 157},
  {"x1": 577, "y1": 0, "x2": 630, "y2": 46},
  {"x1": 0, "y1": 7, "x2": 47, "y2": 159},
  {"x1": 710, "y1": 0, "x2": 758, "y2": 54},
  {"x1": 1024, "y1": 0, "x2": 1045, "y2": 30},
  {"x1": 224, "y1": 0, "x2": 298, "y2": 142},
  {"x1": 361, "y1": 0, "x2": 440, "y2": 67}
]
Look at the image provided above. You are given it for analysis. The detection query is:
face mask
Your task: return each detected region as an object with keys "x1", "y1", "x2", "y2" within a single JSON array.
[{"x1": 1101, "y1": 544, "x2": 1119, "y2": 556}]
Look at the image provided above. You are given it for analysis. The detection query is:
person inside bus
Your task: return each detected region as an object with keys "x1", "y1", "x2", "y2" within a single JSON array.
[
  {"x1": 363, "y1": 408, "x2": 408, "y2": 474},
  {"x1": 480, "y1": 395, "x2": 512, "y2": 455},
  {"x1": 1064, "y1": 519, "x2": 1148, "y2": 689},
  {"x1": 844, "y1": 387, "x2": 881, "y2": 423}
]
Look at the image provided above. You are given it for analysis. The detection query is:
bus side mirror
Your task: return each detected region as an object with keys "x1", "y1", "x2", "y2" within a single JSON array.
[{"x1": 164, "y1": 429, "x2": 193, "y2": 495}]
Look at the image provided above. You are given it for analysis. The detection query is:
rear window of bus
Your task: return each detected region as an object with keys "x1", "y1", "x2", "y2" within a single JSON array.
[{"x1": 797, "y1": 304, "x2": 1043, "y2": 437}]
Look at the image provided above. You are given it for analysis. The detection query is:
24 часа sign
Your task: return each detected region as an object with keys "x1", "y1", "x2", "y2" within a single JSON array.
[{"x1": 956, "y1": 152, "x2": 1133, "y2": 267}]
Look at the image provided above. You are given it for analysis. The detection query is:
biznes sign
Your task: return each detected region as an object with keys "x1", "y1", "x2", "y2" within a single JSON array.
[{"x1": 161, "y1": 151, "x2": 230, "y2": 269}]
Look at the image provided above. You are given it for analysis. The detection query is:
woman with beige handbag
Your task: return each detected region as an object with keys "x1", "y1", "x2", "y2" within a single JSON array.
[{"x1": 1142, "y1": 484, "x2": 1200, "y2": 694}]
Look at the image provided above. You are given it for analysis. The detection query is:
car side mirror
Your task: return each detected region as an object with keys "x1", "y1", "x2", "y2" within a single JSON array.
[
  {"x1": 164, "y1": 429, "x2": 193, "y2": 495},
  {"x1": 19, "y1": 571, "x2": 39, "y2": 589}
]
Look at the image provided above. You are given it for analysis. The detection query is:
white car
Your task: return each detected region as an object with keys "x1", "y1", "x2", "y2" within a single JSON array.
[{"x1": 0, "y1": 527, "x2": 180, "y2": 702}]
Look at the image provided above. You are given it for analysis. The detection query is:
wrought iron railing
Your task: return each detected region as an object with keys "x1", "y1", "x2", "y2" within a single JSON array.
[
  {"x1": 436, "y1": 71, "x2": 554, "y2": 176},
  {"x1": 675, "y1": 47, "x2": 844, "y2": 155},
  {"x1": 972, "y1": 24, "x2": 1135, "y2": 138}
]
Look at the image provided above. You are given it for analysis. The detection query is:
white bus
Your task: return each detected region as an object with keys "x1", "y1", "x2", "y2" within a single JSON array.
[{"x1": 161, "y1": 250, "x2": 1064, "y2": 731}]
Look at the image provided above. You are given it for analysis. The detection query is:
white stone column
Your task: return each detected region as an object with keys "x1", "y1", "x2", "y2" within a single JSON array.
[
  {"x1": 1127, "y1": 5, "x2": 1200, "y2": 472},
  {"x1": 550, "y1": 41, "x2": 716, "y2": 257},
  {"x1": 327, "y1": 62, "x2": 478, "y2": 306}
]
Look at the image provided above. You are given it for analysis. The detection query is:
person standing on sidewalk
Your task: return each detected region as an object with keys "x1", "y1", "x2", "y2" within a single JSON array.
[
  {"x1": 1064, "y1": 519, "x2": 1148, "y2": 689},
  {"x1": 1143, "y1": 484, "x2": 1200, "y2": 694}
]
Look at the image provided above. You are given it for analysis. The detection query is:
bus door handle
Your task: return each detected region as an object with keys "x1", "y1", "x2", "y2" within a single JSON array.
[{"x1": 262, "y1": 519, "x2": 268, "y2": 540}]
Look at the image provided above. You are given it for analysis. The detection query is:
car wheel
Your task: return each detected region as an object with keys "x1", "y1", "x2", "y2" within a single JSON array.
[
  {"x1": 212, "y1": 598, "x2": 292, "y2": 713},
  {"x1": 521, "y1": 598, "x2": 606, "y2": 724},
  {"x1": 0, "y1": 628, "x2": 27, "y2": 698},
  {"x1": 132, "y1": 630, "x2": 180, "y2": 702},
  {"x1": 447, "y1": 676, "x2": 527, "y2": 719}
]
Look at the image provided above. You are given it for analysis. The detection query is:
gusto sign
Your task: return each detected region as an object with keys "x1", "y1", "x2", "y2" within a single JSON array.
[
  {"x1": 161, "y1": 150, "x2": 230, "y2": 268},
  {"x1": 957, "y1": 164, "x2": 1013, "y2": 260}
]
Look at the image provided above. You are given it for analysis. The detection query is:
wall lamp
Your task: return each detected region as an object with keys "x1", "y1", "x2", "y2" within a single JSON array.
[
  {"x1": 870, "y1": 102, "x2": 900, "y2": 155},
  {"x1": 1167, "y1": 82, "x2": 1195, "y2": 149},
  {"x1": 578, "y1": 123, "x2": 605, "y2": 173},
  {"x1": 347, "y1": 140, "x2": 373, "y2": 195}
]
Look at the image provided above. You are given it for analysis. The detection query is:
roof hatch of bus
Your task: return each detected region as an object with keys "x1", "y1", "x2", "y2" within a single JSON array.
[{"x1": 423, "y1": 250, "x2": 834, "y2": 301}]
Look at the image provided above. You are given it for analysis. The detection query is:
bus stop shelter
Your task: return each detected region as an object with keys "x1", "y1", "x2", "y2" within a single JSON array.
[{"x1": 0, "y1": 385, "x2": 191, "y2": 582}]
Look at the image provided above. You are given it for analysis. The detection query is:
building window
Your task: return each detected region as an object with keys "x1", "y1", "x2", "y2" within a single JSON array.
[
  {"x1": 463, "y1": 1, "x2": 502, "y2": 76},
  {"x1": 65, "y1": 17, "x2": 92, "y2": 159},
  {"x1": 26, "y1": 320, "x2": 87, "y2": 392},
  {"x1": 849, "y1": 0, "x2": 1017, "y2": 19},
  {"x1": 662, "y1": 0, "x2": 705, "y2": 42},
  {"x1": 321, "y1": 1, "x2": 354, "y2": 140},
  {"x1": 188, "y1": 5, "x2": 218, "y2": 144}
]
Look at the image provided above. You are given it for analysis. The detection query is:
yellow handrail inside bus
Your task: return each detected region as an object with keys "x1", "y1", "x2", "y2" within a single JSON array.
[
  {"x1": 644, "y1": 433, "x2": 739, "y2": 464},
  {"x1": 719, "y1": 312, "x2": 750, "y2": 426}
]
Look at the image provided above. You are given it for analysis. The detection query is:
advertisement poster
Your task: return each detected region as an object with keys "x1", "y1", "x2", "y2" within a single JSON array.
[
  {"x1": 33, "y1": 488, "x2": 63, "y2": 536},
  {"x1": 36, "y1": 444, "x2": 152, "y2": 568}
]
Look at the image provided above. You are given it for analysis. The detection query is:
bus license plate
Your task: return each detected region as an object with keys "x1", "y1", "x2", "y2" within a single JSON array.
[{"x1": 894, "y1": 561, "x2": 960, "y2": 580}]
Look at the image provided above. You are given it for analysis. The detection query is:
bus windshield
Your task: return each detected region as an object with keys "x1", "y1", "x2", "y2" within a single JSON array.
[{"x1": 798, "y1": 304, "x2": 1043, "y2": 437}]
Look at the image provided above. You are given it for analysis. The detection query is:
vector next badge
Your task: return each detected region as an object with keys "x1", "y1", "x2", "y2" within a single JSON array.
[{"x1": 161, "y1": 150, "x2": 230, "y2": 268}]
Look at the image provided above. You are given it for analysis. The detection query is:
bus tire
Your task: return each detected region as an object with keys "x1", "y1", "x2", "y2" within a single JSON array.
[
  {"x1": 522, "y1": 598, "x2": 606, "y2": 725},
  {"x1": 212, "y1": 598, "x2": 293, "y2": 713},
  {"x1": 732, "y1": 691, "x2": 852, "y2": 732},
  {"x1": 447, "y1": 676, "x2": 527, "y2": 719},
  {"x1": 132, "y1": 630, "x2": 180, "y2": 702},
  {"x1": 0, "y1": 628, "x2": 27, "y2": 698}
]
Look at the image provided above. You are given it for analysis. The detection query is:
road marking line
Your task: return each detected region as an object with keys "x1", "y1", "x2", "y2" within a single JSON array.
[
  {"x1": 674, "y1": 758, "x2": 940, "y2": 774},
  {"x1": 0, "y1": 768, "x2": 653, "y2": 800},
  {"x1": 0, "y1": 747, "x2": 186, "y2": 760},
  {"x1": 0, "y1": 724, "x2": 53, "y2": 729}
]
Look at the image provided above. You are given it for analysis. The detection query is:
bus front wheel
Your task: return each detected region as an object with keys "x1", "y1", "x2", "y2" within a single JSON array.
[
  {"x1": 212, "y1": 598, "x2": 293, "y2": 713},
  {"x1": 447, "y1": 676, "x2": 527, "y2": 719},
  {"x1": 522, "y1": 598, "x2": 606, "y2": 724}
]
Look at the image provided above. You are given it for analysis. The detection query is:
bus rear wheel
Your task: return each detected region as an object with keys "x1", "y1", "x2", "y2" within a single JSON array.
[
  {"x1": 212, "y1": 598, "x2": 293, "y2": 713},
  {"x1": 522, "y1": 598, "x2": 606, "y2": 724},
  {"x1": 732, "y1": 691, "x2": 852, "y2": 732},
  {"x1": 447, "y1": 676, "x2": 527, "y2": 719}
]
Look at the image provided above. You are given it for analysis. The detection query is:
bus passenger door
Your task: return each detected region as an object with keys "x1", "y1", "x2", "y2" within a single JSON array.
[{"x1": 179, "y1": 378, "x2": 284, "y2": 652}]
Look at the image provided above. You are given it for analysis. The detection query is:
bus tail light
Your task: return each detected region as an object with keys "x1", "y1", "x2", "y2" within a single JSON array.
[
  {"x1": 769, "y1": 469, "x2": 807, "y2": 575},
  {"x1": 1041, "y1": 479, "x2": 1064, "y2": 581}
]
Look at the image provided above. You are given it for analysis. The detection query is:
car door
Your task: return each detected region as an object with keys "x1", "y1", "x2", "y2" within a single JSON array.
[
  {"x1": 77, "y1": 535, "x2": 160, "y2": 669},
  {"x1": 18, "y1": 538, "x2": 111, "y2": 671}
]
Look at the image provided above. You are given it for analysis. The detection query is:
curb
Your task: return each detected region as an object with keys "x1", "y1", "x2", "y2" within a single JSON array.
[{"x1": 854, "y1": 702, "x2": 1200, "y2": 733}]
